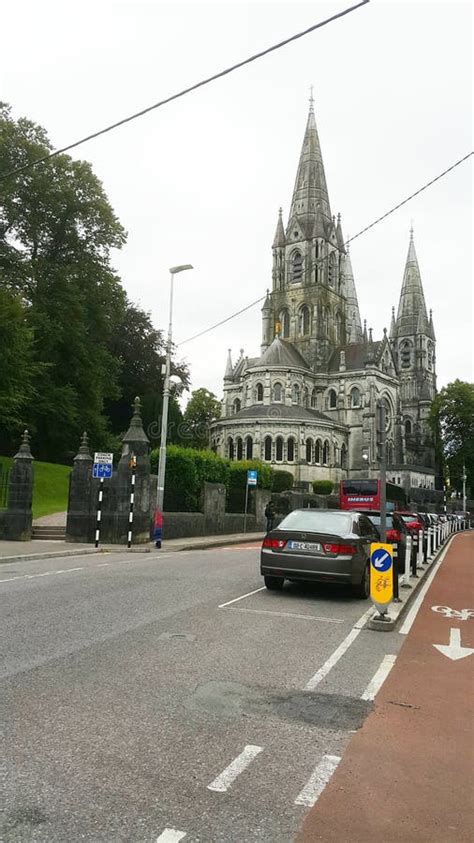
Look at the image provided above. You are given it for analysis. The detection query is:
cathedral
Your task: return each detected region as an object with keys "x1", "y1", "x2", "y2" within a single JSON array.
[{"x1": 210, "y1": 98, "x2": 437, "y2": 493}]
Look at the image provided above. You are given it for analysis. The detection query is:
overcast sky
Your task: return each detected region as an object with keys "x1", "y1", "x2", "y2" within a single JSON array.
[{"x1": 3, "y1": 0, "x2": 472, "y2": 403}]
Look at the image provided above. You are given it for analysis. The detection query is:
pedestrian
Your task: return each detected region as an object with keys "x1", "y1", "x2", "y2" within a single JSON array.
[
  {"x1": 265, "y1": 500, "x2": 275, "y2": 533},
  {"x1": 153, "y1": 509, "x2": 163, "y2": 549}
]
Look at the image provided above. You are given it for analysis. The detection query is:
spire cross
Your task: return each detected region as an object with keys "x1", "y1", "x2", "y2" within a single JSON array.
[{"x1": 309, "y1": 85, "x2": 314, "y2": 112}]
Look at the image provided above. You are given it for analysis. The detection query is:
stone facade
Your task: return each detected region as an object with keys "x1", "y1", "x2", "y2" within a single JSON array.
[{"x1": 211, "y1": 99, "x2": 437, "y2": 494}]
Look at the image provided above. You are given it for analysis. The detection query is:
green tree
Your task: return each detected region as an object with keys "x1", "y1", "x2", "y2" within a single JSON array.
[
  {"x1": 429, "y1": 380, "x2": 474, "y2": 496},
  {"x1": 0, "y1": 289, "x2": 41, "y2": 451},
  {"x1": 182, "y1": 388, "x2": 221, "y2": 449}
]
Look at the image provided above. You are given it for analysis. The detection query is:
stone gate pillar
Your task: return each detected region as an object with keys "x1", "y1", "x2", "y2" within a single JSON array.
[
  {"x1": 4, "y1": 430, "x2": 34, "y2": 541},
  {"x1": 66, "y1": 432, "x2": 94, "y2": 543}
]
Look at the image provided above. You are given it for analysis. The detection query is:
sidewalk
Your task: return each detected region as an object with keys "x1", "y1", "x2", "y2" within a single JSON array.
[
  {"x1": 297, "y1": 531, "x2": 474, "y2": 843},
  {"x1": 0, "y1": 532, "x2": 264, "y2": 564}
]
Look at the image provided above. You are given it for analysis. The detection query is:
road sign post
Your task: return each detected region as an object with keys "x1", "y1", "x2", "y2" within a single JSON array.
[
  {"x1": 243, "y1": 470, "x2": 258, "y2": 533},
  {"x1": 92, "y1": 453, "x2": 113, "y2": 547},
  {"x1": 370, "y1": 542, "x2": 394, "y2": 619}
]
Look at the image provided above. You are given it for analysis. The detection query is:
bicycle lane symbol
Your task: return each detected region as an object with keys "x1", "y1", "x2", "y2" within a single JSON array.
[{"x1": 431, "y1": 606, "x2": 474, "y2": 621}]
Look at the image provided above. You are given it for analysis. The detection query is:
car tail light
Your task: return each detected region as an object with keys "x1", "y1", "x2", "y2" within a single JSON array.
[
  {"x1": 323, "y1": 543, "x2": 357, "y2": 555},
  {"x1": 386, "y1": 529, "x2": 401, "y2": 542},
  {"x1": 407, "y1": 521, "x2": 421, "y2": 532},
  {"x1": 262, "y1": 537, "x2": 286, "y2": 549}
]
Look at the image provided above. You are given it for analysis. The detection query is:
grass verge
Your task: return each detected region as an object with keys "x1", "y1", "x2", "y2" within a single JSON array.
[{"x1": 0, "y1": 456, "x2": 70, "y2": 519}]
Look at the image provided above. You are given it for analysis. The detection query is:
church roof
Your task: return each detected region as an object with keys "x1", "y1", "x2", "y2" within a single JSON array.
[
  {"x1": 255, "y1": 336, "x2": 310, "y2": 370},
  {"x1": 286, "y1": 95, "x2": 332, "y2": 241},
  {"x1": 328, "y1": 342, "x2": 382, "y2": 372},
  {"x1": 231, "y1": 403, "x2": 335, "y2": 423},
  {"x1": 394, "y1": 229, "x2": 429, "y2": 337}
]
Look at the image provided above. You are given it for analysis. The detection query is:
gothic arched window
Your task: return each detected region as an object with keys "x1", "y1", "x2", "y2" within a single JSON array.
[
  {"x1": 276, "y1": 436, "x2": 284, "y2": 462},
  {"x1": 273, "y1": 382, "x2": 283, "y2": 402},
  {"x1": 400, "y1": 340, "x2": 412, "y2": 368},
  {"x1": 299, "y1": 305, "x2": 310, "y2": 335},
  {"x1": 405, "y1": 419, "x2": 412, "y2": 436},
  {"x1": 315, "y1": 439, "x2": 322, "y2": 464},
  {"x1": 335, "y1": 311, "x2": 343, "y2": 344},
  {"x1": 341, "y1": 443, "x2": 347, "y2": 468},
  {"x1": 292, "y1": 383, "x2": 300, "y2": 404},
  {"x1": 291, "y1": 250, "x2": 303, "y2": 282},
  {"x1": 255, "y1": 382, "x2": 264, "y2": 402},
  {"x1": 246, "y1": 436, "x2": 253, "y2": 460},
  {"x1": 306, "y1": 438, "x2": 313, "y2": 463},
  {"x1": 280, "y1": 309, "x2": 290, "y2": 338},
  {"x1": 228, "y1": 437, "x2": 234, "y2": 460},
  {"x1": 328, "y1": 252, "x2": 336, "y2": 286},
  {"x1": 233, "y1": 398, "x2": 241, "y2": 414},
  {"x1": 287, "y1": 437, "x2": 295, "y2": 462},
  {"x1": 311, "y1": 388, "x2": 317, "y2": 409},
  {"x1": 328, "y1": 389, "x2": 337, "y2": 409},
  {"x1": 264, "y1": 436, "x2": 272, "y2": 461},
  {"x1": 427, "y1": 342, "x2": 433, "y2": 371},
  {"x1": 303, "y1": 387, "x2": 309, "y2": 408},
  {"x1": 236, "y1": 437, "x2": 243, "y2": 461},
  {"x1": 350, "y1": 387, "x2": 361, "y2": 408},
  {"x1": 323, "y1": 440, "x2": 330, "y2": 465}
]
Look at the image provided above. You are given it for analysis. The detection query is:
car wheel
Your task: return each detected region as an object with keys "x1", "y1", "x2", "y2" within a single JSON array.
[
  {"x1": 264, "y1": 575, "x2": 284, "y2": 591},
  {"x1": 353, "y1": 563, "x2": 370, "y2": 599}
]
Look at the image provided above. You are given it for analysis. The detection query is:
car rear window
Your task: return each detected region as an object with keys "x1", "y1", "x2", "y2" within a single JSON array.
[
  {"x1": 276, "y1": 510, "x2": 352, "y2": 535},
  {"x1": 401, "y1": 515, "x2": 418, "y2": 523},
  {"x1": 367, "y1": 514, "x2": 394, "y2": 527}
]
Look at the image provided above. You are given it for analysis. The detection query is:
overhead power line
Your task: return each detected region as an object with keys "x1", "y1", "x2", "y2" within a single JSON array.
[
  {"x1": 0, "y1": 0, "x2": 369, "y2": 181},
  {"x1": 177, "y1": 150, "x2": 473, "y2": 346}
]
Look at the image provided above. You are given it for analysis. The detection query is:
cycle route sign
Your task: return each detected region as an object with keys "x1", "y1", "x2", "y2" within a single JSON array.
[{"x1": 370, "y1": 542, "x2": 393, "y2": 610}]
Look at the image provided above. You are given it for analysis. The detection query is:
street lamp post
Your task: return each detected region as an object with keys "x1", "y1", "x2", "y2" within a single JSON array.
[
  {"x1": 462, "y1": 462, "x2": 467, "y2": 515},
  {"x1": 156, "y1": 264, "x2": 193, "y2": 512}
]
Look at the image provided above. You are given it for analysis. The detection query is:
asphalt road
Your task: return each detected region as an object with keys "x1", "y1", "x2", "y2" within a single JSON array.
[{"x1": 1, "y1": 544, "x2": 406, "y2": 842}]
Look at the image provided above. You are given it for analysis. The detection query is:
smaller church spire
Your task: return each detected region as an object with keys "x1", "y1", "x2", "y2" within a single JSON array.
[
  {"x1": 335, "y1": 212, "x2": 345, "y2": 250},
  {"x1": 224, "y1": 349, "x2": 233, "y2": 380},
  {"x1": 389, "y1": 306, "x2": 396, "y2": 338},
  {"x1": 395, "y1": 227, "x2": 429, "y2": 337},
  {"x1": 272, "y1": 207, "x2": 286, "y2": 248},
  {"x1": 363, "y1": 319, "x2": 368, "y2": 343},
  {"x1": 429, "y1": 308, "x2": 436, "y2": 340}
]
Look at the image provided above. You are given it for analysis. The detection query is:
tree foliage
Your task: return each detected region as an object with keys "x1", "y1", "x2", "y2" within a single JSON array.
[
  {"x1": 429, "y1": 380, "x2": 474, "y2": 494},
  {"x1": 0, "y1": 103, "x2": 187, "y2": 461},
  {"x1": 182, "y1": 388, "x2": 221, "y2": 449}
]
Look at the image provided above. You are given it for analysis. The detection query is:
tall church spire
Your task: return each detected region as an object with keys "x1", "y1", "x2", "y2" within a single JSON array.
[
  {"x1": 287, "y1": 94, "x2": 332, "y2": 239},
  {"x1": 342, "y1": 243, "x2": 363, "y2": 343},
  {"x1": 394, "y1": 226, "x2": 428, "y2": 338}
]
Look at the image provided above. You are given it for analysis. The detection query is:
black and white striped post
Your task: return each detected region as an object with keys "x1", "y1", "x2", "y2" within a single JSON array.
[
  {"x1": 127, "y1": 454, "x2": 137, "y2": 548},
  {"x1": 95, "y1": 479, "x2": 104, "y2": 548}
]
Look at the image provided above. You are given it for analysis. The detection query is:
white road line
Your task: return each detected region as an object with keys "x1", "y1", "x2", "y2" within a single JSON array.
[
  {"x1": 225, "y1": 607, "x2": 344, "y2": 623},
  {"x1": 155, "y1": 829, "x2": 187, "y2": 842},
  {"x1": 399, "y1": 537, "x2": 453, "y2": 635},
  {"x1": 0, "y1": 566, "x2": 84, "y2": 584},
  {"x1": 294, "y1": 754, "x2": 341, "y2": 807},
  {"x1": 304, "y1": 604, "x2": 374, "y2": 691},
  {"x1": 207, "y1": 744, "x2": 263, "y2": 793},
  {"x1": 361, "y1": 654, "x2": 397, "y2": 700},
  {"x1": 218, "y1": 587, "x2": 265, "y2": 608}
]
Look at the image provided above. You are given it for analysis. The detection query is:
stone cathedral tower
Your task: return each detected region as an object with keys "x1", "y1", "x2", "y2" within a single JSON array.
[{"x1": 211, "y1": 99, "x2": 437, "y2": 495}]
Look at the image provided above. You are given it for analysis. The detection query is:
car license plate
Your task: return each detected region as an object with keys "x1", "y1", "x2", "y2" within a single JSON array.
[{"x1": 287, "y1": 541, "x2": 321, "y2": 552}]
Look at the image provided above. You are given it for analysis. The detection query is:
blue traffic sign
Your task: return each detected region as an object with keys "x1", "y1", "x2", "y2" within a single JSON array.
[
  {"x1": 247, "y1": 470, "x2": 258, "y2": 486},
  {"x1": 92, "y1": 463, "x2": 113, "y2": 479},
  {"x1": 371, "y1": 547, "x2": 392, "y2": 572}
]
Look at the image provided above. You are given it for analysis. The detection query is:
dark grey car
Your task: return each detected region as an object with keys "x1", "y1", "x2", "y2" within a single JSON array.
[{"x1": 260, "y1": 509, "x2": 380, "y2": 598}]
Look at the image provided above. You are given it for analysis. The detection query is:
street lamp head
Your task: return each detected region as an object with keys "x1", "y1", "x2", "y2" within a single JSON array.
[{"x1": 170, "y1": 264, "x2": 193, "y2": 274}]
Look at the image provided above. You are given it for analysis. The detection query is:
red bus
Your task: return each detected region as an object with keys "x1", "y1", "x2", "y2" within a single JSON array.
[{"x1": 339, "y1": 479, "x2": 407, "y2": 512}]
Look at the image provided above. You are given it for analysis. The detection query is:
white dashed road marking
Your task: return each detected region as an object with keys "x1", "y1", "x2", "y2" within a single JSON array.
[
  {"x1": 294, "y1": 755, "x2": 341, "y2": 807},
  {"x1": 155, "y1": 829, "x2": 187, "y2": 842},
  {"x1": 0, "y1": 566, "x2": 84, "y2": 584},
  {"x1": 218, "y1": 587, "x2": 265, "y2": 608},
  {"x1": 207, "y1": 745, "x2": 263, "y2": 793},
  {"x1": 304, "y1": 604, "x2": 374, "y2": 690},
  {"x1": 361, "y1": 654, "x2": 397, "y2": 700},
  {"x1": 225, "y1": 607, "x2": 344, "y2": 623}
]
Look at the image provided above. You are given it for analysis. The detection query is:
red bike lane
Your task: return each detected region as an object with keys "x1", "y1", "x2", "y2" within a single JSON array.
[{"x1": 297, "y1": 531, "x2": 474, "y2": 843}]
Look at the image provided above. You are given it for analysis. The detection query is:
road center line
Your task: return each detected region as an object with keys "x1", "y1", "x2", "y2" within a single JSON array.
[
  {"x1": 361, "y1": 654, "x2": 397, "y2": 700},
  {"x1": 223, "y1": 606, "x2": 344, "y2": 623},
  {"x1": 304, "y1": 604, "x2": 374, "y2": 691},
  {"x1": 207, "y1": 744, "x2": 263, "y2": 793},
  {"x1": 218, "y1": 587, "x2": 265, "y2": 608},
  {"x1": 155, "y1": 829, "x2": 187, "y2": 842},
  {"x1": 0, "y1": 566, "x2": 84, "y2": 584},
  {"x1": 294, "y1": 754, "x2": 341, "y2": 807}
]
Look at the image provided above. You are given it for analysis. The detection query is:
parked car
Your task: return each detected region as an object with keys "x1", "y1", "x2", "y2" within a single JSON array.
[
  {"x1": 394, "y1": 511, "x2": 424, "y2": 535},
  {"x1": 260, "y1": 509, "x2": 380, "y2": 598}
]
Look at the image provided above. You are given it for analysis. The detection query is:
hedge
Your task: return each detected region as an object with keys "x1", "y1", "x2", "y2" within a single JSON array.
[
  {"x1": 226, "y1": 459, "x2": 273, "y2": 513},
  {"x1": 312, "y1": 479, "x2": 334, "y2": 495},
  {"x1": 271, "y1": 470, "x2": 294, "y2": 493}
]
